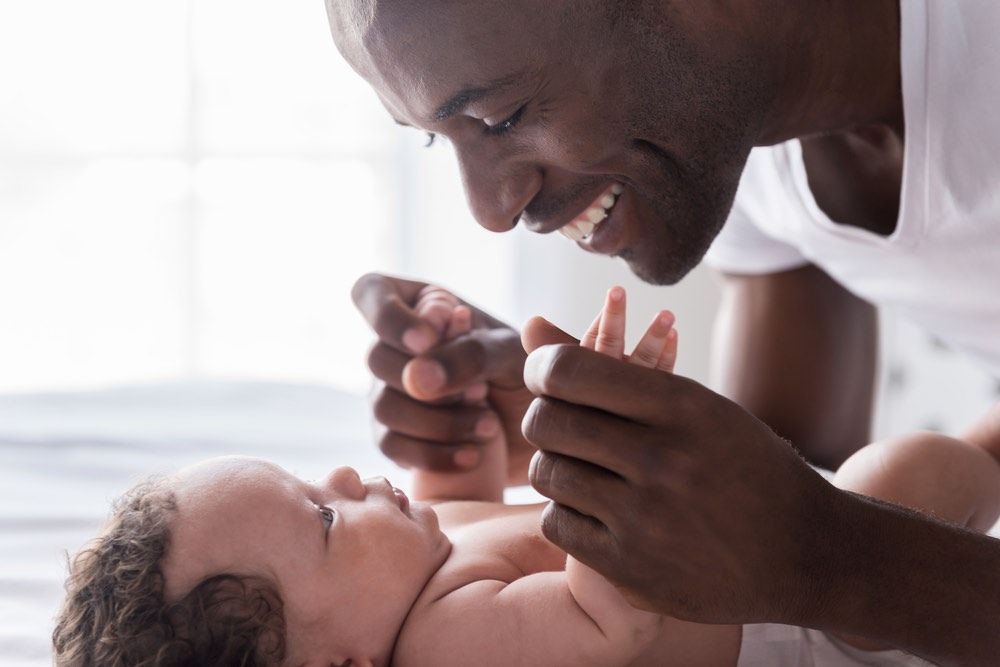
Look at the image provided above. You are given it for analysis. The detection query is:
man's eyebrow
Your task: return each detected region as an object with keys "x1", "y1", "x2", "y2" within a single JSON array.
[{"x1": 432, "y1": 70, "x2": 529, "y2": 122}]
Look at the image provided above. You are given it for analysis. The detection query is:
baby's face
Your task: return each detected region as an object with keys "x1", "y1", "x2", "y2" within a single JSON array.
[{"x1": 161, "y1": 456, "x2": 450, "y2": 666}]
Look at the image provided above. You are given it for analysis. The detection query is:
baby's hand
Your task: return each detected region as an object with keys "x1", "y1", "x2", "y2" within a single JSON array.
[
  {"x1": 407, "y1": 286, "x2": 484, "y2": 401},
  {"x1": 581, "y1": 286, "x2": 677, "y2": 372},
  {"x1": 413, "y1": 285, "x2": 465, "y2": 339}
]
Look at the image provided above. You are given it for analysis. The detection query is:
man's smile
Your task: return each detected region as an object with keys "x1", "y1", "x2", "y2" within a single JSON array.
[{"x1": 558, "y1": 182, "x2": 624, "y2": 243}]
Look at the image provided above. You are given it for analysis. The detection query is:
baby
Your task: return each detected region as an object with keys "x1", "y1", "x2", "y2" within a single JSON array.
[{"x1": 53, "y1": 288, "x2": 1000, "y2": 666}]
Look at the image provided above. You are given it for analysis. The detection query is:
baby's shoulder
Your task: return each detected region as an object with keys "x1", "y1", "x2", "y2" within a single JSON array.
[{"x1": 393, "y1": 543, "x2": 521, "y2": 667}]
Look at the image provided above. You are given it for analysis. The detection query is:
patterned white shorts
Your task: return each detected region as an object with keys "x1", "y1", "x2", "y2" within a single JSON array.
[{"x1": 738, "y1": 624, "x2": 936, "y2": 666}]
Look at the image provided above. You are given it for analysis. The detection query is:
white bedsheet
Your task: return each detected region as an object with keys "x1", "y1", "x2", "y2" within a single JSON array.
[{"x1": 0, "y1": 381, "x2": 383, "y2": 667}]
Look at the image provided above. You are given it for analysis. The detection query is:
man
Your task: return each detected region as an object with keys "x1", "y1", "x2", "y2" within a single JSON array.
[{"x1": 329, "y1": 1, "x2": 1000, "y2": 664}]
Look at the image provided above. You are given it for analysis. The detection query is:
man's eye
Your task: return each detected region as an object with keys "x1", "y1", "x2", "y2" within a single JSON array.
[
  {"x1": 319, "y1": 505, "x2": 335, "y2": 529},
  {"x1": 484, "y1": 104, "x2": 526, "y2": 137}
]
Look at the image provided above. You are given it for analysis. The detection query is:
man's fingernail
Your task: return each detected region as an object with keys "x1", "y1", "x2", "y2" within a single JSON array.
[
  {"x1": 403, "y1": 328, "x2": 434, "y2": 354},
  {"x1": 464, "y1": 383, "x2": 488, "y2": 402},
  {"x1": 454, "y1": 448, "x2": 480, "y2": 469},
  {"x1": 410, "y1": 359, "x2": 445, "y2": 393},
  {"x1": 475, "y1": 415, "x2": 499, "y2": 438}
]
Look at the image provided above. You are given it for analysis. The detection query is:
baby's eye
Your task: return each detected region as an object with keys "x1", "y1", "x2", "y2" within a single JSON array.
[{"x1": 319, "y1": 505, "x2": 335, "y2": 529}]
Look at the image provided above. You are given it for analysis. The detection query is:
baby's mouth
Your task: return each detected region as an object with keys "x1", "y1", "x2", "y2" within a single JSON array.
[
  {"x1": 558, "y1": 183, "x2": 623, "y2": 242},
  {"x1": 393, "y1": 486, "x2": 410, "y2": 515}
]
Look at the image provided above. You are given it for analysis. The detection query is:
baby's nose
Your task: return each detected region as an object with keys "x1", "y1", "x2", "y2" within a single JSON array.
[{"x1": 322, "y1": 466, "x2": 367, "y2": 500}]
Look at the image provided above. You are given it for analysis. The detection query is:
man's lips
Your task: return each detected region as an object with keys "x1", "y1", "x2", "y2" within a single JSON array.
[{"x1": 522, "y1": 182, "x2": 623, "y2": 236}]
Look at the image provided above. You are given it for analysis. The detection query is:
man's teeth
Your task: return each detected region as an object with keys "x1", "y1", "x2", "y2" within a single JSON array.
[{"x1": 559, "y1": 185, "x2": 621, "y2": 242}]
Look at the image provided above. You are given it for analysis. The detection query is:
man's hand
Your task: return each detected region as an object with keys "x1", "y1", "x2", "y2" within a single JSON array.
[
  {"x1": 521, "y1": 323, "x2": 837, "y2": 624},
  {"x1": 352, "y1": 273, "x2": 540, "y2": 481}
]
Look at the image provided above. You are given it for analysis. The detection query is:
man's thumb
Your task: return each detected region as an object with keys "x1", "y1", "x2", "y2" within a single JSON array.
[{"x1": 521, "y1": 316, "x2": 579, "y2": 354}]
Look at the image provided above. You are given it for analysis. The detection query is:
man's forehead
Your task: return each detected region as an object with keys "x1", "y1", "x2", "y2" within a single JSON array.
[
  {"x1": 325, "y1": 0, "x2": 377, "y2": 47},
  {"x1": 327, "y1": 0, "x2": 551, "y2": 124}
]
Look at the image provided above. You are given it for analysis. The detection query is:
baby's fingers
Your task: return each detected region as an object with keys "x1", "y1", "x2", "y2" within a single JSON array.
[
  {"x1": 657, "y1": 327, "x2": 678, "y2": 373},
  {"x1": 415, "y1": 286, "x2": 461, "y2": 336},
  {"x1": 629, "y1": 310, "x2": 675, "y2": 370},
  {"x1": 445, "y1": 304, "x2": 473, "y2": 340},
  {"x1": 580, "y1": 312, "x2": 602, "y2": 350},
  {"x1": 595, "y1": 286, "x2": 627, "y2": 359}
]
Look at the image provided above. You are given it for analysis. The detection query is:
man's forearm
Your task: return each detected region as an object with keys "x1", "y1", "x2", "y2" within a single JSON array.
[{"x1": 800, "y1": 489, "x2": 1000, "y2": 666}]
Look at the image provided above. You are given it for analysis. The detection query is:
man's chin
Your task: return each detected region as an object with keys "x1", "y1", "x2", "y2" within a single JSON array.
[{"x1": 621, "y1": 248, "x2": 700, "y2": 286}]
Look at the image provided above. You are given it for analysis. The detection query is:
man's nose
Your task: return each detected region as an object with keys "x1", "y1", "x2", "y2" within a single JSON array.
[
  {"x1": 322, "y1": 466, "x2": 367, "y2": 500},
  {"x1": 456, "y1": 145, "x2": 542, "y2": 233}
]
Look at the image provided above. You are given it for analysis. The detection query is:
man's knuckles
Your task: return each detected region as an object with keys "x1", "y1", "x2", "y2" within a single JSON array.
[
  {"x1": 524, "y1": 344, "x2": 588, "y2": 397},
  {"x1": 371, "y1": 388, "x2": 491, "y2": 443},
  {"x1": 378, "y1": 431, "x2": 460, "y2": 471}
]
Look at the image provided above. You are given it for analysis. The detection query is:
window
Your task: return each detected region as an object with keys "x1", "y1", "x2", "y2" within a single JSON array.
[{"x1": 0, "y1": 0, "x2": 459, "y2": 393}]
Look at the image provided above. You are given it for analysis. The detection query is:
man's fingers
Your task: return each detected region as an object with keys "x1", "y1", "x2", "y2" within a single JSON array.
[
  {"x1": 377, "y1": 430, "x2": 482, "y2": 472},
  {"x1": 522, "y1": 397, "x2": 645, "y2": 479},
  {"x1": 521, "y1": 316, "x2": 580, "y2": 354},
  {"x1": 595, "y1": 286, "x2": 626, "y2": 359},
  {"x1": 525, "y1": 344, "x2": 696, "y2": 424},
  {"x1": 367, "y1": 341, "x2": 409, "y2": 393},
  {"x1": 529, "y1": 450, "x2": 631, "y2": 526},
  {"x1": 373, "y1": 386, "x2": 500, "y2": 444},
  {"x1": 404, "y1": 327, "x2": 527, "y2": 400},
  {"x1": 368, "y1": 346, "x2": 466, "y2": 406},
  {"x1": 538, "y1": 501, "x2": 620, "y2": 576},
  {"x1": 351, "y1": 273, "x2": 440, "y2": 354},
  {"x1": 629, "y1": 310, "x2": 675, "y2": 369}
]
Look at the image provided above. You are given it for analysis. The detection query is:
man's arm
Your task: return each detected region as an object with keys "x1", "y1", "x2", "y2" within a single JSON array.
[
  {"x1": 521, "y1": 342, "x2": 1000, "y2": 666},
  {"x1": 812, "y1": 490, "x2": 1000, "y2": 666},
  {"x1": 712, "y1": 264, "x2": 877, "y2": 469}
]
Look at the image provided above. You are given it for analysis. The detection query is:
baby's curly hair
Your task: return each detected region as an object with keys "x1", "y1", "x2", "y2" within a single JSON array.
[{"x1": 52, "y1": 478, "x2": 286, "y2": 666}]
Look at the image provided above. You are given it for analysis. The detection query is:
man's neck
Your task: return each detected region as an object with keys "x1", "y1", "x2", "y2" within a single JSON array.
[{"x1": 756, "y1": 0, "x2": 902, "y2": 145}]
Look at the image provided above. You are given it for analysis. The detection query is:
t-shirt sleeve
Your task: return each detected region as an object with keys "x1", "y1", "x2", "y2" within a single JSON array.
[{"x1": 702, "y1": 201, "x2": 809, "y2": 275}]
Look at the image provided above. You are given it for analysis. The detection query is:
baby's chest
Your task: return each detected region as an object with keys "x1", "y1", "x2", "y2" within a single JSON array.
[{"x1": 428, "y1": 508, "x2": 567, "y2": 593}]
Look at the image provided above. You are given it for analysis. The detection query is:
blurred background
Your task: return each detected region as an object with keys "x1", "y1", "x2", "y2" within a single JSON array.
[{"x1": 0, "y1": 1, "x2": 996, "y2": 665}]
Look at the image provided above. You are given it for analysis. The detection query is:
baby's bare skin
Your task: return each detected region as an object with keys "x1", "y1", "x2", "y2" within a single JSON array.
[
  {"x1": 391, "y1": 288, "x2": 740, "y2": 666},
  {"x1": 157, "y1": 287, "x2": 1000, "y2": 667},
  {"x1": 392, "y1": 287, "x2": 1000, "y2": 666},
  {"x1": 397, "y1": 499, "x2": 742, "y2": 667}
]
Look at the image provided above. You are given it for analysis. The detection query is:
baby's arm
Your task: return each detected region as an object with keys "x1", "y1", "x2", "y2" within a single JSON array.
[
  {"x1": 563, "y1": 287, "x2": 678, "y2": 652},
  {"x1": 400, "y1": 291, "x2": 688, "y2": 667},
  {"x1": 405, "y1": 287, "x2": 508, "y2": 504},
  {"x1": 963, "y1": 400, "x2": 1000, "y2": 462},
  {"x1": 396, "y1": 569, "x2": 665, "y2": 667}
]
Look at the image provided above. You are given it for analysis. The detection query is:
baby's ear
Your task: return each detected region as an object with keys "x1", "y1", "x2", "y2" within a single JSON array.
[
  {"x1": 311, "y1": 657, "x2": 373, "y2": 667},
  {"x1": 521, "y1": 316, "x2": 579, "y2": 354}
]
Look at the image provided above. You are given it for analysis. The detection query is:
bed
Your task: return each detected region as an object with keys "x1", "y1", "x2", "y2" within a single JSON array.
[{"x1": 0, "y1": 381, "x2": 385, "y2": 666}]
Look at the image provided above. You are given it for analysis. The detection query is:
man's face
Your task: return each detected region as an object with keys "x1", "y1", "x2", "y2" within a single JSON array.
[{"x1": 329, "y1": 0, "x2": 769, "y2": 284}]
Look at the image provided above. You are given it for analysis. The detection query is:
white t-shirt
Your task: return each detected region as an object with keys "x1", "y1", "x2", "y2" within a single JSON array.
[{"x1": 704, "y1": 0, "x2": 1000, "y2": 379}]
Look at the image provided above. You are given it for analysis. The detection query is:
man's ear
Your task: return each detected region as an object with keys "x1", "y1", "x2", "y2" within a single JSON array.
[{"x1": 521, "y1": 316, "x2": 579, "y2": 354}]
